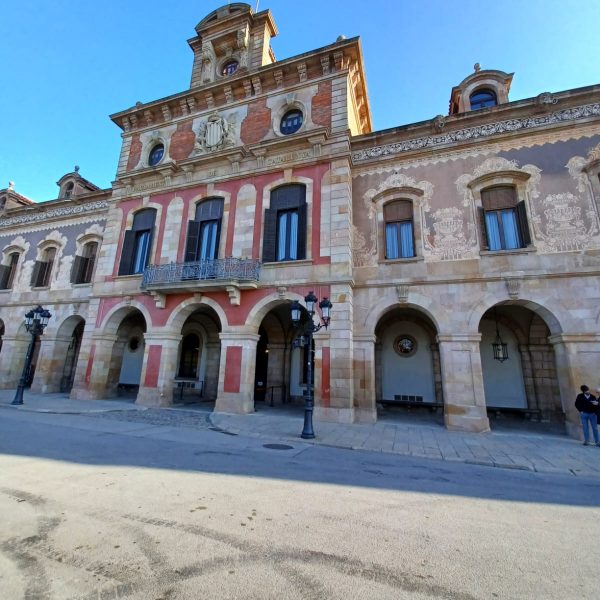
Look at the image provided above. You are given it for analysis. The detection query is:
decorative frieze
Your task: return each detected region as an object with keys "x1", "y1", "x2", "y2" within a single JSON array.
[
  {"x1": 352, "y1": 102, "x2": 600, "y2": 162},
  {"x1": 0, "y1": 201, "x2": 109, "y2": 228}
]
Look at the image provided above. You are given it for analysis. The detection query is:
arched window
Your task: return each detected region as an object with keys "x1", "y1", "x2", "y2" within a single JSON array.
[
  {"x1": 384, "y1": 200, "x2": 415, "y2": 259},
  {"x1": 0, "y1": 252, "x2": 20, "y2": 290},
  {"x1": 478, "y1": 186, "x2": 531, "y2": 251},
  {"x1": 178, "y1": 334, "x2": 200, "y2": 378},
  {"x1": 71, "y1": 241, "x2": 99, "y2": 284},
  {"x1": 63, "y1": 182, "x2": 75, "y2": 199},
  {"x1": 470, "y1": 89, "x2": 497, "y2": 110},
  {"x1": 262, "y1": 185, "x2": 307, "y2": 262},
  {"x1": 184, "y1": 198, "x2": 224, "y2": 262},
  {"x1": 31, "y1": 247, "x2": 56, "y2": 288},
  {"x1": 118, "y1": 208, "x2": 157, "y2": 275}
]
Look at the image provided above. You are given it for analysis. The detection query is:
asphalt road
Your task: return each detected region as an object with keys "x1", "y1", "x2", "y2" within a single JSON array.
[{"x1": 0, "y1": 408, "x2": 598, "y2": 600}]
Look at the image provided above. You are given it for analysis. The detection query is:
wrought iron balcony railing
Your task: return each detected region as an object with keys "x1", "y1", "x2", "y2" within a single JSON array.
[{"x1": 141, "y1": 258, "x2": 261, "y2": 289}]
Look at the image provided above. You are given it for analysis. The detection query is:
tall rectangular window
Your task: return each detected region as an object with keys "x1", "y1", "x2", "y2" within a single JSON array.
[
  {"x1": 31, "y1": 247, "x2": 56, "y2": 288},
  {"x1": 384, "y1": 200, "x2": 415, "y2": 259},
  {"x1": 184, "y1": 198, "x2": 223, "y2": 263},
  {"x1": 118, "y1": 209, "x2": 156, "y2": 276},
  {"x1": 479, "y1": 186, "x2": 530, "y2": 251},
  {"x1": 263, "y1": 185, "x2": 307, "y2": 263},
  {"x1": 0, "y1": 252, "x2": 19, "y2": 290}
]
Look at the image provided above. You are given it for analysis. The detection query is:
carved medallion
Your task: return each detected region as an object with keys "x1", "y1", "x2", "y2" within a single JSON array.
[
  {"x1": 195, "y1": 113, "x2": 236, "y2": 154},
  {"x1": 393, "y1": 334, "x2": 417, "y2": 358}
]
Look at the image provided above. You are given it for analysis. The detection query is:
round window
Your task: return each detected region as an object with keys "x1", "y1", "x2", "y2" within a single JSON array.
[
  {"x1": 393, "y1": 334, "x2": 417, "y2": 358},
  {"x1": 148, "y1": 143, "x2": 164, "y2": 166},
  {"x1": 221, "y1": 60, "x2": 239, "y2": 76},
  {"x1": 280, "y1": 109, "x2": 303, "y2": 135}
]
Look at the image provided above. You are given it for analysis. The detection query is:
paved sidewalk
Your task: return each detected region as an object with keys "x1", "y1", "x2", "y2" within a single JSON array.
[{"x1": 2, "y1": 389, "x2": 600, "y2": 479}]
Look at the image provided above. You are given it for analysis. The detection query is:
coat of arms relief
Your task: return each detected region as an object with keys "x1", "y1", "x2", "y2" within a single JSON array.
[{"x1": 194, "y1": 112, "x2": 236, "y2": 154}]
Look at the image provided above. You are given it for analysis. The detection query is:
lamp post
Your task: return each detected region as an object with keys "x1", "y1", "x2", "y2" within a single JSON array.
[
  {"x1": 11, "y1": 305, "x2": 52, "y2": 405},
  {"x1": 290, "y1": 291, "x2": 332, "y2": 439}
]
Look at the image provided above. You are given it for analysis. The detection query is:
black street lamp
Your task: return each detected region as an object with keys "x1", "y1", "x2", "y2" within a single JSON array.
[
  {"x1": 290, "y1": 291, "x2": 332, "y2": 439},
  {"x1": 12, "y1": 305, "x2": 52, "y2": 405}
]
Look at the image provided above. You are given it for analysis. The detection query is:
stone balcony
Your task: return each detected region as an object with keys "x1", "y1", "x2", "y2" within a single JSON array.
[{"x1": 141, "y1": 257, "x2": 261, "y2": 306}]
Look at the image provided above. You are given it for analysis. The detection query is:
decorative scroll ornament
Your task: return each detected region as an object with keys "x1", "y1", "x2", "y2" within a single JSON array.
[
  {"x1": 352, "y1": 102, "x2": 600, "y2": 162},
  {"x1": 195, "y1": 112, "x2": 236, "y2": 154},
  {"x1": 423, "y1": 206, "x2": 477, "y2": 261},
  {"x1": 0, "y1": 201, "x2": 108, "y2": 228}
]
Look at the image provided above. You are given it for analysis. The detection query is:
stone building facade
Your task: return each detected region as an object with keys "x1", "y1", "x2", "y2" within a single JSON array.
[{"x1": 1, "y1": 3, "x2": 600, "y2": 438}]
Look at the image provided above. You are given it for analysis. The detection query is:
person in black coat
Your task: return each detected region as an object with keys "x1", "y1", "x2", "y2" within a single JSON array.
[{"x1": 575, "y1": 385, "x2": 600, "y2": 446}]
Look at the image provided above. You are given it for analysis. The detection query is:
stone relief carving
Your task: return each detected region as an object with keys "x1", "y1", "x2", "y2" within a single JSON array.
[
  {"x1": 352, "y1": 102, "x2": 600, "y2": 162},
  {"x1": 423, "y1": 207, "x2": 477, "y2": 261},
  {"x1": 533, "y1": 193, "x2": 599, "y2": 252},
  {"x1": 55, "y1": 254, "x2": 74, "y2": 289},
  {"x1": 353, "y1": 172, "x2": 433, "y2": 266},
  {"x1": 16, "y1": 260, "x2": 33, "y2": 292},
  {"x1": 0, "y1": 201, "x2": 108, "y2": 228},
  {"x1": 525, "y1": 149, "x2": 600, "y2": 252},
  {"x1": 3, "y1": 235, "x2": 30, "y2": 256},
  {"x1": 194, "y1": 112, "x2": 236, "y2": 154}
]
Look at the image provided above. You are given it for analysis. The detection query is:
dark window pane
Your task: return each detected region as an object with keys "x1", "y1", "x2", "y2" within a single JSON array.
[
  {"x1": 148, "y1": 144, "x2": 164, "y2": 166},
  {"x1": 280, "y1": 110, "x2": 303, "y2": 135},
  {"x1": 470, "y1": 89, "x2": 497, "y2": 110},
  {"x1": 221, "y1": 60, "x2": 238, "y2": 76}
]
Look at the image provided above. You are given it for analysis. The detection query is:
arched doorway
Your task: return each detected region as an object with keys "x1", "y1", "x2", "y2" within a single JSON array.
[
  {"x1": 375, "y1": 308, "x2": 442, "y2": 422},
  {"x1": 59, "y1": 319, "x2": 85, "y2": 393},
  {"x1": 254, "y1": 302, "x2": 314, "y2": 410},
  {"x1": 175, "y1": 305, "x2": 221, "y2": 403},
  {"x1": 479, "y1": 304, "x2": 564, "y2": 430},
  {"x1": 105, "y1": 309, "x2": 147, "y2": 397}
]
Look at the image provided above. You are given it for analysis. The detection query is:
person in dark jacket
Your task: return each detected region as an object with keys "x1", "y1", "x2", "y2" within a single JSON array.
[{"x1": 575, "y1": 385, "x2": 600, "y2": 446}]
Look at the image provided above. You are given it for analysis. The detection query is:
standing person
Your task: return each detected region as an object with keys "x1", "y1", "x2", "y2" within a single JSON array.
[{"x1": 575, "y1": 385, "x2": 600, "y2": 446}]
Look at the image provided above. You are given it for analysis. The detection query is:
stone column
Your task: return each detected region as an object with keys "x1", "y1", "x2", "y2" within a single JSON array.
[
  {"x1": 438, "y1": 333, "x2": 490, "y2": 433},
  {"x1": 30, "y1": 334, "x2": 72, "y2": 393},
  {"x1": 314, "y1": 284, "x2": 355, "y2": 424},
  {"x1": 71, "y1": 333, "x2": 117, "y2": 401},
  {"x1": 351, "y1": 334, "x2": 377, "y2": 423},
  {"x1": 215, "y1": 330, "x2": 260, "y2": 414},
  {"x1": 0, "y1": 336, "x2": 29, "y2": 389},
  {"x1": 137, "y1": 332, "x2": 182, "y2": 407},
  {"x1": 549, "y1": 334, "x2": 600, "y2": 439}
]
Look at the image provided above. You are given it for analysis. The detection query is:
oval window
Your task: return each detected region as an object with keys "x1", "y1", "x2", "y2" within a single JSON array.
[
  {"x1": 221, "y1": 60, "x2": 239, "y2": 76},
  {"x1": 280, "y1": 109, "x2": 303, "y2": 135},
  {"x1": 148, "y1": 143, "x2": 164, "y2": 166}
]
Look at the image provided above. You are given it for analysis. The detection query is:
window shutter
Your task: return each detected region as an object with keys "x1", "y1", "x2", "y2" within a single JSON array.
[
  {"x1": 296, "y1": 202, "x2": 307, "y2": 260},
  {"x1": 516, "y1": 201, "x2": 531, "y2": 247},
  {"x1": 31, "y1": 261, "x2": 43, "y2": 287},
  {"x1": 477, "y1": 207, "x2": 489, "y2": 251},
  {"x1": 0, "y1": 265, "x2": 10, "y2": 290},
  {"x1": 118, "y1": 230, "x2": 136, "y2": 276},
  {"x1": 384, "y1": 200, "x2": 412, "y2": 222},
  {"x1": 481, "y1": 186, "x2": 517, "y2": 211},
  {"x1": 143, "y1": 230, "x2": 154, "y2": 269},
  {"x1": 262, "y1": 208, "x2": 278, "y2": 262},
  {"x1": 71, "y1": 255, "x2": 85, "y2": 284},
  {"x1": 184, "y1": 221, "x2": 202, "y2": 263}
]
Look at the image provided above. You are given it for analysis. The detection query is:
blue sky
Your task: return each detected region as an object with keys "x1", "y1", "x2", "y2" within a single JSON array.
[{"x1": 2, "y1": 0, "x2": 599, "y2": 201}]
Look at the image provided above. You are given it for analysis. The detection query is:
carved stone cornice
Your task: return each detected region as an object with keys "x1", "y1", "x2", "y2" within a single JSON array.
[
  {"x1": 0, "y1": 200, "x2": 109, "y2": 229},
  {"x1": 352, "y1": 102, "x2": 600, "y2": 163}
]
